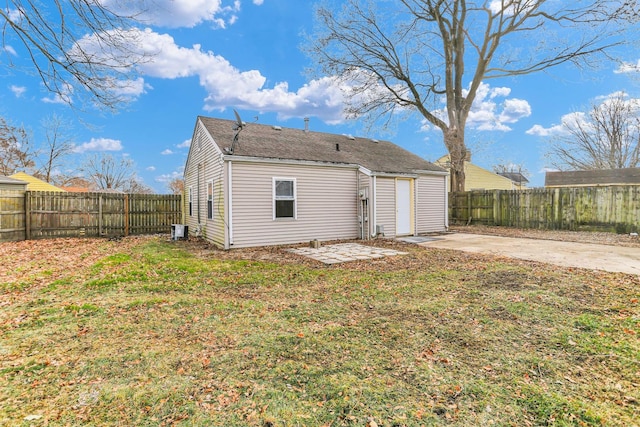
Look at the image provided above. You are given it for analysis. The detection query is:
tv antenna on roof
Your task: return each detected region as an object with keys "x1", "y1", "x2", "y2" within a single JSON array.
[{"x1": 224, "y1": 109, "x2": 245, "y2": 154}]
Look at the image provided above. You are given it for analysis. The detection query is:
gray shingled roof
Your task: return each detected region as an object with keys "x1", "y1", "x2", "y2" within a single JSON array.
[
  {"x1": 545, "y1": 168, "x2": 640, "y2": 186},
  {"x1": 0, "y1": 175, "x2": 27, "y2": 185},
  {"x1": 497, "y1": 171, "x2": 529, "y2": 184},
  {"x1": 198, "y1": 116, "x2": 445, "y2": 175}
]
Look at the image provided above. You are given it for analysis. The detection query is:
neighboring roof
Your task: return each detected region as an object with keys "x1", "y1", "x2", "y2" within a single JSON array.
[
  {"x1": 9, "y1": 172, "x2": 66, "y2": 192},
  {"x1": 0, "y1": 175, "x2": 28, "y2": 186},
  {"x1": 545, "y1": 168, "x2": 640, "y2": 187},
  {"x1": 62, "y1": 186, "x2": 92, "y2": 193},
  {"x1": 435, "y1": 155, "x2": 524, "y2": 190},
  {"x1": 198, "y1": 116, "x2": 445, "y2": 175},
  {"x1": 497, "y1": 171, "x2": 529, "y2": 184}
]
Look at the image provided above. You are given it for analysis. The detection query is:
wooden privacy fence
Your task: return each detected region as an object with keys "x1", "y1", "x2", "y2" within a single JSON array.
[
  {"x1": 0, "y1": 191, "x2": 183, "y2": 242},
  {"x1": 449, "y1": 186, "x2": 640, "y2": 233}
]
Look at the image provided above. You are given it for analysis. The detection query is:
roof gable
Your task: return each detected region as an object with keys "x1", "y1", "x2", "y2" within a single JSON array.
[
  {"x1": 198, "y1": 116, "x2": 444, "y2": 175},
  {"x1": 435, "y1": 155, "x2": 521, "y2": 190}
]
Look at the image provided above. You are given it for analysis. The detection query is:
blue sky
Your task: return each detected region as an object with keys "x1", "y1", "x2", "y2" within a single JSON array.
[{"x1": 1, "y1": 0, "x2": 639, "y2": 192}]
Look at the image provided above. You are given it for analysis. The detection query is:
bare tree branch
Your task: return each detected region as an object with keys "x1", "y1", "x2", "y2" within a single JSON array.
[
  {"x1": 547, "y1": 93, "x2": 640, "y2": 170},
  {"x1": 1, "y1": 0, "x2": 149, "y2": 110},
  {"x1": 80, "y1": 153, "x2": 137, "y2": 191},
  {"x1": 308, "y1": 0, "x2": 637, "y2": 191},
  {"x1": 37, "y1": 113, "x2": 75, "y2": 182},
  {"x1": 0, "y1": 116, "x2": 35, "y2": 175}
]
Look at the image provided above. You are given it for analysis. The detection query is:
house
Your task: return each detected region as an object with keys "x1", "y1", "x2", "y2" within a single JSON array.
[
  {"x1": 435, "y1": 154, "x2": 527, "y2": 191},
  {"x1": 496, "y1": 171, "x2": 529, "y2": 188},
  {"x1": 9, "y1": 172, "x2": 65, "y2": 192},
  {"x1": 183, "y1": 116, "x2": 449, "y2": 249},
  {"x1": 0, "y1": 175, "x2": 28, "y2": 191},
  {"x1": 545, "y1": 168, "x2": 640, "y2": 187}
]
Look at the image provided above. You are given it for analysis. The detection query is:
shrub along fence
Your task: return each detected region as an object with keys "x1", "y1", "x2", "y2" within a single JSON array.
[
  {"x1": 449, "y1": 186, "x2": 640, "y2": 233},
  {"x1": 0, "y1": 191, "x2": 182, "y2": 242}
]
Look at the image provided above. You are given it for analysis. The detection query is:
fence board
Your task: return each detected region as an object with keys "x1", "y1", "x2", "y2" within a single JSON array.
[
  {"x1": 0, "y1": 190, "x2": 182, "y2": 242},
  {"x1": 0, "y1": 190, "x2": 26, "y2": 242},
  {"x1": 449, "y1": 186, "x2": 640, "y2": 233}
]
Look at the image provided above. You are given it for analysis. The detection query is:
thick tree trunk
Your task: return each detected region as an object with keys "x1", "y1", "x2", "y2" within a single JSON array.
[{"x1": 444, "y1": 129, "x2": 467, "y2": 192}]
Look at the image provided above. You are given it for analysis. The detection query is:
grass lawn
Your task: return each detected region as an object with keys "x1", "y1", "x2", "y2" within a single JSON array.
[{"x1": 1, "y1": 235, "x2": 638, "y2": 426}]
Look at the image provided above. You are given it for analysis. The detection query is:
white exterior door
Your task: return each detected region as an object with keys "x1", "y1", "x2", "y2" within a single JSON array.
[{"x1": 396, "y1": 179, "x2": 411, "y2": 235}]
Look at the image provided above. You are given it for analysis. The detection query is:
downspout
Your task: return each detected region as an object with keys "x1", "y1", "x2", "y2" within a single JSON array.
[
  {"x1": 372, "y1": 176, "x2": 377, "y2": 237},
  {"x1": 197, "y1": 163, "x2": 202, "y2": 225},
  {"x1": 356, "y1": 170, "x2": 360, "y2": 238},
  {"x1": 414, "y1": 178, "x2": 418, "y2": 236},
  {"x1": 444, "y1": 176, "x2": 449, "y2": 230},
  {"x1": 228, "y1": 160, "x2": 234, "y2": 246}
]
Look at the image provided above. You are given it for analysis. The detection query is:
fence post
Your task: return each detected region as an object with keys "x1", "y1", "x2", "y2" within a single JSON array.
[
  {"x1": 98, "y1": 195, "x2": 103, "y2": 236},
  {"x1": 124, "y1": 194, "x2": 129, "y2": 237},
  {"x1": 493, "y1": 190, "x2": 500, "y2": 226},
  {"x1": 24, "y1": 191, "x2": 31, "y2": 240}
]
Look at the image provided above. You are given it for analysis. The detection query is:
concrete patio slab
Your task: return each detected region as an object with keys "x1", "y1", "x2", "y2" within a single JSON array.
[
  {"x1": 289, "y1": 243, "x2": 407, "y2": 265},
  {"x1": 418, "y1": 233, "x2": 640, "y2": 275}
]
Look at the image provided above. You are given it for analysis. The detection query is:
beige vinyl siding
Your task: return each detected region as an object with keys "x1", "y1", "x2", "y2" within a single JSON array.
[
  {"x1": 184, "y1": 120, "x2": 226, "y2": 247},
  {"x1": 464, "y1": 163, "x2": 515, "y2": 191},
  {"x1": 416, "y1": 175, "x2": 447, "y2": 233},
  {"x1": 230, "y1": 162, "x2": 359, "y2": 248},
  {"x1": 375, "y1": 177, "x2": 396, "y2": 237}
]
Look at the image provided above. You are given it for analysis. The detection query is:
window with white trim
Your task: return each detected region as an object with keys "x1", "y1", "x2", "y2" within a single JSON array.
[
  {"x1": 273, "y1": 178, "x2": 296, "y2": 219},
  {"x1": 188, "y1": 186, "x2": 193, "y2": 217},
  {"x1": 206, "y1": 180, "x2": 214, "y2": 220}
]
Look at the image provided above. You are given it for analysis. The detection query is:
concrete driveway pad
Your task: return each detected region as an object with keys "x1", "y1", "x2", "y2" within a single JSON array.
[{"x1": 419, "y1": 233, "x2": 640, "y2": 275}]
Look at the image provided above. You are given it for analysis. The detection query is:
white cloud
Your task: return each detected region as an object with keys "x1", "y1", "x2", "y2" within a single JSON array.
[
  {"x1": 10, "y1": 85, "x2": 26, "y2": 97},
  {"x1": 101, "y1": 0, "x2": 238, "y2": 29},
  {"x1": 82, "y1": 29, "x2": 347, "y2": 123},
  {"x1": 161, "y1": 149, "x2": 174, "y2": 155},
  {"x1": 526, "y1": 124, "x2": 559, "y2": 136},
  {"x1": 73, "y1": 137, "x2": 123, "y2": 153},
  {"x1": 146, "y1": 166, "x2": 156, "y2": 171},
  {"x1": 253, "y1": 0, "x2": 264, "y2": 4},
  {"x1": 41, "y1": 82, "x2": 74, "y2": 104},
  {"x1": 155, "y1": 168, "x2": 184, "y2": 183},
  {"x1": 527, "y1": 92, "x2": 640, "y2": 136},
  {"x1": 4, "y1": 45, "x2": 17, "y2": 56},
  {"x1": 526, "y1": 112, "x2": 586, "y2": 137},
  {"x1": 42, "y1": 93, "x2": 69, "y2": 104},
  {"x1": 615, "y1": 60, "x2": 640, "y2": 74},
  {"x1": 112, "y1": 77, "x2": 148, "y2": 98},
  {"x1": 177, "y1": 139, "x2": 191, "y2": 148},
  {"x1": 411, "y1": 82, "x2": 532, "y2": 133}
]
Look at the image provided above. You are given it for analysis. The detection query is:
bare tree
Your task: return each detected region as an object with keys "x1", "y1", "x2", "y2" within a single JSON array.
[
  {"x1": 37, "y1": 114, "x2": 75, "y2": 183},
  {"x1": 124, "y1": 177, "x2": 154, "y2": 194},
  {"x1": 547, "y1": 93, "x2": 640, "y2": 170},
  {"x1": 51, "y1": 174, "x2": 94, "y2": 190},
  {"x1": 0, "y1": 0, "x2": 148, "y2": 110},
  {"x1": 167, "y1": 177, "x2": 184, "y2": 195},
  {"x1": 81, "y1": 154, "x2": 137, "y2": 191},
  {"x1": 309, "y1": 0, "x2": 635, "y2": 191},
  {"x1": 0, "y1": 117, "x2": 35, "y2": 175},
  {"x1": 492, "y1": 162, "x2": 529, "y2": 177}
]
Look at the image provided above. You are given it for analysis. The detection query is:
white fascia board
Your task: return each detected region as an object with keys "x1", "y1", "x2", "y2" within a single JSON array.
[{"x1": 358, "y1": 165, "x2": 372, "y2": 176}]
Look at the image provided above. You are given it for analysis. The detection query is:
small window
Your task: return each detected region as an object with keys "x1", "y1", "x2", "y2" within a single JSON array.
[
  {"x1": 207, "y1": 180, "x2": 214, "y2": 220},
  {"x1": 273, "y1": 178, "x2": 296, "y2": 219},
  {"x1": 188, "y1": 186, "x2": 193, "y2": 217}
]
